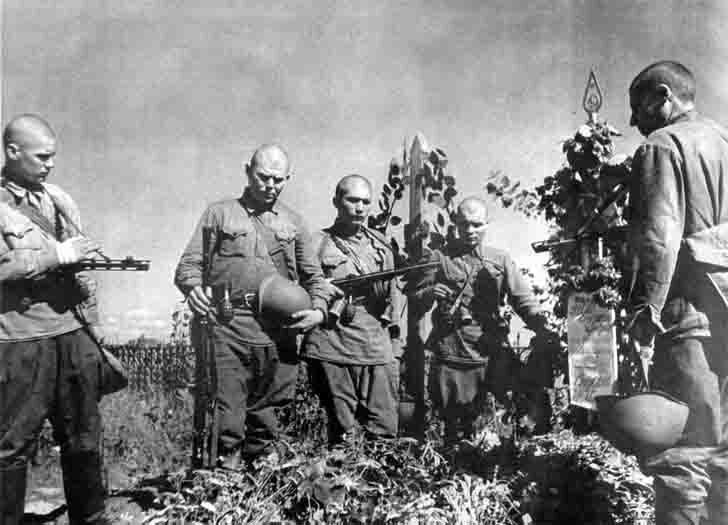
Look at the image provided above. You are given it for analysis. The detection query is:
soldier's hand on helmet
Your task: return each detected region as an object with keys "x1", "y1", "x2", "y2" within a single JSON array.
[
  {"x1": 433, "y1": 283, "x2": 453, "y2": 301},
  {"x1": 55, "y1": 236, "x2": 101, "y2": 265},
  {"x1": 187, "y1": 285, "x2": 212, "y2": 317},
  {"x1": 286, "y1": 308, "x2": 324, "y2": 332}
]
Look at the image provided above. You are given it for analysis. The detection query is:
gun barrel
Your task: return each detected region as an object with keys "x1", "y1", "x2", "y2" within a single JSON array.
[
  {"x1": 531, "y1": 226, "x2": 629, "y2": 253},
  {"x1": 73, "y1": 258, "x2": 151, "y2": 271},
  {"x1": 331, "y1": 261, "x2": 441, "y2": 289}
]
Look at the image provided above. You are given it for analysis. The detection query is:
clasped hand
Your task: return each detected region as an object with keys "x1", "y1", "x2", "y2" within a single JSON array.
[{"x1": 56, "y1": 236, "x2": 102, "y2": 265}]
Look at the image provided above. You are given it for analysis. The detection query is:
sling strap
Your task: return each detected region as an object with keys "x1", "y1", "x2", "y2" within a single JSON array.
[{"x1": 0, "y1": 188, "x2": 62, "y2": 240}]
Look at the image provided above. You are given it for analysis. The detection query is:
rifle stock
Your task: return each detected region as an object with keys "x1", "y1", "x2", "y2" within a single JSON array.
[
  {"x1": 192, "y1": 226, "x2": 220, "y2": 469},
  {"x1": 192, "y1": 312, "x2": 219, "y2": 469}
]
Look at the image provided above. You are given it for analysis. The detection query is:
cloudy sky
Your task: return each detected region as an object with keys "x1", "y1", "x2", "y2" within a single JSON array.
[{"x1": 3, "y1": 0, "x2": 727, "y2": 341}]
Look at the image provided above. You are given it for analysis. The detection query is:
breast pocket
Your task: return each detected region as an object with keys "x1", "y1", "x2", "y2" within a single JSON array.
[
  {"x1": 218, "y1": 226, "x2": 255, "y2": 257},
  {"x1": 320, "y1": 253, "x2": 349, "y2": 278},
  {"x1": 272, "y1": 228, "x2": 296, "y2": 260},
  {"x1": 3, "y1": 223, "x2": 36, "y2": 250}
]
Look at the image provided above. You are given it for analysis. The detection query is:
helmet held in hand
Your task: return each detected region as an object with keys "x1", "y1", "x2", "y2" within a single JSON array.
[{"x1": 257, "y1": 273, "x2": 313, "y2": 322}]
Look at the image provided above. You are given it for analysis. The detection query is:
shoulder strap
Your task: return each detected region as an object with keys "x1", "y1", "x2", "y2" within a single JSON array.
[
  {"x1": 326, "y1": 231, "x2": 371, "y2": 276},
  {"x1": 43, "y1": 188, "x2": 80, "y2": 240}
]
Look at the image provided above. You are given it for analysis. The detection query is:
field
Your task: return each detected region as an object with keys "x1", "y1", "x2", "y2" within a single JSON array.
[{"x1": 26, "y1": 342, "x2": 655, "y2": 525}]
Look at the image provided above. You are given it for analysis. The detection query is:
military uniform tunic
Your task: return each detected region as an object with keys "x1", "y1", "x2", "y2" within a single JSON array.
[
  {"x1": 303, "y1": 223, "x2": 400, "y2": 442},
  {"x1": 0, "y1": 175, "x2": 107, "y2": 524},
  {"x1": 627, "y1": 111, "x2": 728, "y2": 524},
  {"x1": 175, "y1": 189, "x2": 331, "y2": 458},
  {"x1": 414, "y1": 242, "x2": 547, "y2": 442}
]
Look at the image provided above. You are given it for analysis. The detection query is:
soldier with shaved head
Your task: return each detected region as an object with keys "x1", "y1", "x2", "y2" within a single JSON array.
[
  {"x1": 0, "y1": 114, "x2": 109, "y2": 524},
  {"x1": 413, "y1": 197, "x2": 554, "y2": 445},
  {"x1": 303, "y1": 174, "x2": 401, "y2": 446},
  {"x1": 626, "y1": 61, "x2": 728, "y2": 525},
  {"x1": 175, "y1": 144, "x2": 334, "y2": 468}
]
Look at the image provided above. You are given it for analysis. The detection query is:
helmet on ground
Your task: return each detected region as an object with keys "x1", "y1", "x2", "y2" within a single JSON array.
[
  {"x1": 257, "y1": 273, "x2": 313, "y2": 322},
  {"x1": 595, "y1": 391, "x2": 689, "y2": 457}
]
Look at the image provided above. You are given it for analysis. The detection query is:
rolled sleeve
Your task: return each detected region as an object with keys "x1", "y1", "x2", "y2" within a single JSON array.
[
  {"x1": 174, "y1": 208, "x2": 217, "y2": 297},
  {"x1": 292, "y1": 218, "x2": 330, "y2": 312}
]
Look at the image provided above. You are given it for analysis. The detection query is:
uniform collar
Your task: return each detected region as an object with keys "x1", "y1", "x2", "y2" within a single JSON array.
[
  {"x1": 240, "y1": 188, "x2": 279, "y2": 215},
  {"x1": 0, "y1": 173, "x2": 46, "y2": 202},
  {"x1": 667, "y1": 109, "x2": 698, "y2": 126},
  {"x1": 331, "y1": 220, "x2": 365, "y2": 239}
]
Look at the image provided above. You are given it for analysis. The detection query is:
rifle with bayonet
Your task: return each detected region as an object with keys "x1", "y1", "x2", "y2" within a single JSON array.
[
  {"x1": 328, "y1": 261, "x2": 441, "y2": 324},
  {"x1": 191, "y1": 227, "x2": 230, "y2": 469}
]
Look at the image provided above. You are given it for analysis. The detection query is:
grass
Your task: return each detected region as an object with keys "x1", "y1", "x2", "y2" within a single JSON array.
[{"x1": 28, "y1": 361, "x2": 655, "y2": 524}]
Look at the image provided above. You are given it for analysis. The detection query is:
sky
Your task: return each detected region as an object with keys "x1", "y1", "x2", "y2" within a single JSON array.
[{"x1": 3, "y1": 0, "x2": 728, "y2": 342}]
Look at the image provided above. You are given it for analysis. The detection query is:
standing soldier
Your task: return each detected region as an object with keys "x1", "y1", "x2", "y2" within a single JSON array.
[
  {"x1": 175, "y1": 144, "x2": 333, "y2": 469},
  {"x1": 625, "y1": 61, "x2": 728, "y2": 525},
  {"x1": 0, "y1": 115, "x2": 109, "y2": 524},
  {"x1": 413, "y1": 197, "x2": 553, "y2": 445},
  {"x1": 303, "y1": 175, "x2": 400, "y2": 445}
]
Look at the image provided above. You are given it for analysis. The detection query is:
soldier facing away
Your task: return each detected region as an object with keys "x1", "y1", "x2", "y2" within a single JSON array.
[
  {"x1": 0, "y1": 115, "x2": 109, "y2": 524},
  {"x1": 625, "y1": 60, "x2": 728, "y2": 525},
  {"x1": 303, "y1": 174, "x2": 401, "y2": 445},
  {"x1": 175, "y1": 144, "x2": 335, "y2": 469},
  {"x1": 412, "y1": 197, "x2": 554, "y2": 445}
]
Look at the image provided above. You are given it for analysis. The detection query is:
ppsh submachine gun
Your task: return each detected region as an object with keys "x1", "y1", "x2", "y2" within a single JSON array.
[
  {"x1": 328, "y1": 261, "x2": 441, "y2": 324},
  {"x1": 70, "y1": 255, "x2": 151, "y2": 271}
]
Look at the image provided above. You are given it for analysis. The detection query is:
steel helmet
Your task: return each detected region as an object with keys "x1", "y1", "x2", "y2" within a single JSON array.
[
  {"x1": 257, "y1": 273, "x2": 313, "y2": 322},
  {"x1": 595, "y1": 391, "x2": 689, "y2": 457}
]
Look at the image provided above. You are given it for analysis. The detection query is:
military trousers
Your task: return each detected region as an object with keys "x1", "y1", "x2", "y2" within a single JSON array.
[
  {"x1": 0, "y1": 329, "x2": 107, "y2": 525},
  {"x1": 212, "y1": 323, "x2": 298, "y2": 460},
  {"x1": 643, "y1": 336, "x2": 728, "y2": 525},
  {"x1": 308, "y1": 359, "x2": 398, "y2": 445},
  {"x1": 429, "y1": 359, "x2": 489, "y2": 443}
]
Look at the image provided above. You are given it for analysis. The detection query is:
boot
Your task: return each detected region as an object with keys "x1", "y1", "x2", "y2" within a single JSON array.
[
  {"x1": 0, "y1": 463, "x2": 27, "y2": 525},
  {"x1": 61, "y1": 452, "x2": 109, "y2": 525},
  {"x1": 703, "y1": 478, "x2": 728, "y2": 525}
]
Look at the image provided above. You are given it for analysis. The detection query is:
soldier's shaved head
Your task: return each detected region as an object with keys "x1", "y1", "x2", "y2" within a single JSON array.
[
  {"x1": 629, "y1": 61, "x2": 697, "y2": 137},
  {"x1": 3, "y1": 114, "x2": 55, "y2": 151},
  {"x1": 334, "y1": 174, "x2": 372, "y2": 203},
  {"x1": 244, "y1": 143, "x2": 291, "y2": 207},
  {"x1": 3, "y1": 114, "x2": 57, "y2": 189},
  {"x1": 456, "y1": 197, "x2": 490, "y2": 222},
  {"x1": 248, "y1": 144, "x2": 290, "y2": 175},
  {"x1": 333, "y1": 174, "x2": 372, "y2": 229},
  {"x1": 455, "y1": 197, "x2": 489, "y2": 248},
  {"x1": 630, "y1": 61, "x2": 696, "y2": 103}
]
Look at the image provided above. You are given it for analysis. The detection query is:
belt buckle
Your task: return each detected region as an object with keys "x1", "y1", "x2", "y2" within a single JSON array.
[{"x1": 243, "y1": 293, "x2": 257, "y2": 311}]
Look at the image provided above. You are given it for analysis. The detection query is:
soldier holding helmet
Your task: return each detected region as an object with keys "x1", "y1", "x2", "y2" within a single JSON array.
[
  {"x1": 175, "y1": 144, "x2": 334, "y2": 469},
  {"x1": 624, "y1": 61, "x2": 728, "y2": 525}
]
